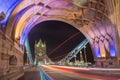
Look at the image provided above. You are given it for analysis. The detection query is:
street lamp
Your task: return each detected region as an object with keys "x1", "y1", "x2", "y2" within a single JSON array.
[
  {"x1": 74, "y1": 55, "x2": 76, "y2": 62},
  {"x1": 84, "y1": 46, "x2": 87, "y2": 62},
  {"x1": 80, "y1": 51, "x2": 83, "y2": 61}
]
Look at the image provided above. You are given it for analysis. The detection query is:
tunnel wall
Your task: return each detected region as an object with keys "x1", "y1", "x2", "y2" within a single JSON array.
[{"x1": 0, "y1": 30, "x2": 24, "y2": 79}]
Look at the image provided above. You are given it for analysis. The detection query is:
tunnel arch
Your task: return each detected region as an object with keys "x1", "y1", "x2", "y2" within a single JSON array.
[
  {"x1": 27, "y1": 20, "x2": 94, "y2": 62},
  {"x1": 20, "y1": 17, "x2": 90, "y2": 47},
  {"x1": 1, "y1": 0, "x2": 118, "y2": 66},
  {"x1": 21, "y1": 17, "x2": 118, "y2": 66},
  {"x1": 7, "y1": 7, "x2": 117, "y2": 65}
]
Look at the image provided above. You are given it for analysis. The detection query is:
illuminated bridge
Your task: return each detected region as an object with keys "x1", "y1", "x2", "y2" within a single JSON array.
[
  {"x1": 59, "y1": 39, "x2": 88, "y2": 63},
  {"x1": 0, "y1": 0, "x2": 120, "y2": 80}
]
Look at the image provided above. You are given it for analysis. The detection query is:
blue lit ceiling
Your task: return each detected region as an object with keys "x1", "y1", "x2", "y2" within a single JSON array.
[{"x1": 0, "y1": 0, "x2": 22, "y2": 25}]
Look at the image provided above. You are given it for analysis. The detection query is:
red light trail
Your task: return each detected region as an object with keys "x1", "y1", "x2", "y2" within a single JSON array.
[{"x1": 48, "y1": 32, "x2": 81, "y2": 56}]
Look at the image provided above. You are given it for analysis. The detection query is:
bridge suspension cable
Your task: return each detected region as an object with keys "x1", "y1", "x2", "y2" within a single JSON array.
[{"x1": 58, "y1": 39, "x2": 88, "y2": 63}]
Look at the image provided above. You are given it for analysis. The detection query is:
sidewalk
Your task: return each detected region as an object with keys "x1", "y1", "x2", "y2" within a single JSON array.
[{"x1": 18, "y1": 67, "x2": 41, "y2": 80}]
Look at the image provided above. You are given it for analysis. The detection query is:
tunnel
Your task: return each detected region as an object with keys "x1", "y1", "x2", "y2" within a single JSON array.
[
  {"x1": 0, "y1": 0, "x2": 120, "y2": 80},
  {"x1": 27, "y1": 20, "x2": 94, "y2": 63}
]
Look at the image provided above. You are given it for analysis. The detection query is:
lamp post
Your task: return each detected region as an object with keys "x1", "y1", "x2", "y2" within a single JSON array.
[
  {"x1": 80, "y1": 51, "x2": 83, "y2": 61},
  {"x1": 84, "y1": 46, "x2": 87, "y2": 63},
  {"x1": 74, "y1": 55, "x2": 76, "y2": 63}
]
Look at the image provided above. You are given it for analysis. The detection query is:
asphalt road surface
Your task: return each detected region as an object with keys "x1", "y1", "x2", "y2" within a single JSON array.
[
  {"x1": 41, "y1": 65, "x2": 120, "y2": 80},
  {"x1": 18, "y1": 67, "x2": 41, "y2": 80},
  {"x1": 18, "y1": 65, "x2": 120, "y2": 80}
]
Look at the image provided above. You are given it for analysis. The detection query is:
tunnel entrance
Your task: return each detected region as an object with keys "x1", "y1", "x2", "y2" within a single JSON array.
[{"x1": 26, "y1": 20, "x2": 94, "y2": 65}]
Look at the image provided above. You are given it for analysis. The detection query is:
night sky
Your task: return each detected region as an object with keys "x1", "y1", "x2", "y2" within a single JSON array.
[{"x1": 28, "y1": 20, "x2": 94, "y2": 63}]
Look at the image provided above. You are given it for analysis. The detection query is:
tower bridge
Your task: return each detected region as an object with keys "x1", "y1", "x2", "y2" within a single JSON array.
[{"x1": 0, "y1": 0, "x2": 120, "y2": 80}]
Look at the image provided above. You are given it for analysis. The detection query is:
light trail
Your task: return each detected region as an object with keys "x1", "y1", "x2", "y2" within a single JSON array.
[
  {"x1": 48, "y1": 32, "x2": 81, "y2": 56},
  {"x1": 50, "y1": 65, "x2": 120, "y2": 71},
  {"x1": 50, "y1": 53, "x2": 67, "y2": 60},
  {"x1": 42, "y1": 65, "x2": 120, "y2": 80}
]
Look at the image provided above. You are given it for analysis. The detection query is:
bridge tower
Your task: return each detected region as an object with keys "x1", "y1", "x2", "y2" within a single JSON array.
[{"x1": 34, "y1": 39, "x2": 46, "y2": 65}]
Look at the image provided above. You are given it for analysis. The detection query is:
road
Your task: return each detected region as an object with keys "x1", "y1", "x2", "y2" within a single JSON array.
[
  {"x1": 18, "y1": 67, "x2": 41, "y2": 80},
  {"x1": 41, "y1": 65, "x2": 120, "y2": 80}
]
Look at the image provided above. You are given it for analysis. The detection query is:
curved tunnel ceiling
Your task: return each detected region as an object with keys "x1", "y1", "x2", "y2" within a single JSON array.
[
  {"x1": 1, "y1": 0, "x2": 107, "y2": 46},
  {"x1": 0, "y1": 0, "x2": 21, "y2": 25},
  {"x1": 1, "y1": 0, "x2": 88, "y2": 46}
]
